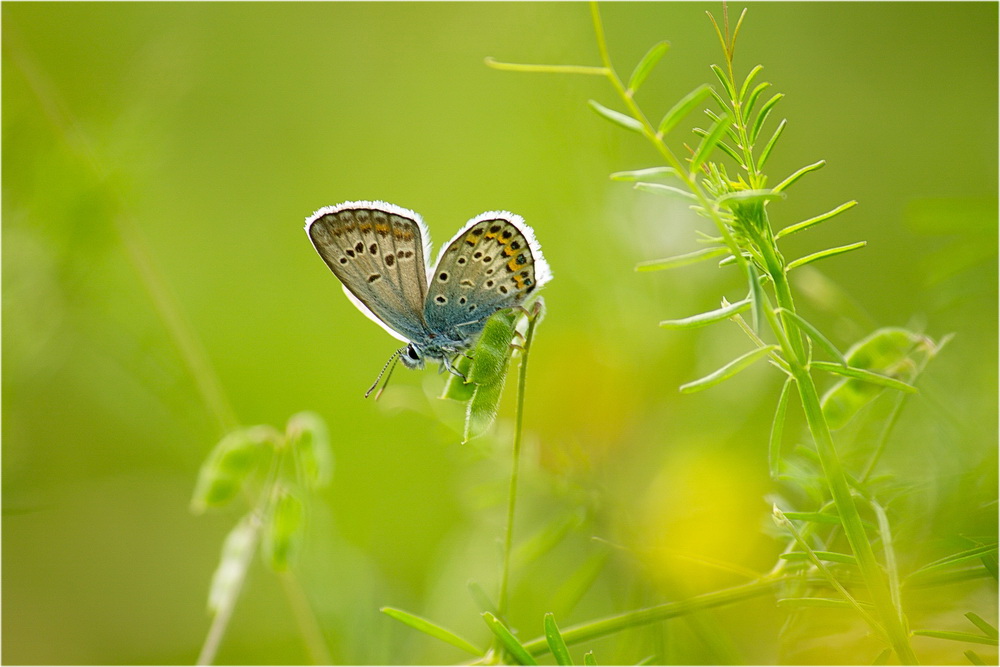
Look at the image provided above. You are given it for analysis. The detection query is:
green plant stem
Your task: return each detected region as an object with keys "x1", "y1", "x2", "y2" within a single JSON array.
[
  {"x1": 280, "y1": 573, "x2": 333, "y2": 665},
  {"x1": 520, "y1": 577, "x2": 781, "y2": 656},
  {"x1": 497, "y1": 309, "x2": 541, "y2": 623}
]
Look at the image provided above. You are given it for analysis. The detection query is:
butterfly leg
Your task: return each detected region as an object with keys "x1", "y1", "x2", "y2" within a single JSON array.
[{"x1": 441, "y1": 354, "x2": 468, "y2": 380}]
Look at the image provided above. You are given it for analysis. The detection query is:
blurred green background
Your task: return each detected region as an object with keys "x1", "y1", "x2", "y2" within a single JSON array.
[{"x1": 3, "y1": 2, "x2": 996, "y2": 664}]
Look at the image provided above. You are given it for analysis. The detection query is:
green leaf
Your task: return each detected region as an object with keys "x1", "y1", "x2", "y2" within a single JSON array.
[
  {"x1": 680, "y1": 345, "x2": 777, "y2": 393},
  {"x1": 703, "y1": 109, "x2": 740, "y2": 144},
  {"x1": 588, "y1": 100, "x2": 643, "y2": 134},
  {"x1": 710, "y1": 64, "x2": 735, "y2": 99},
  {"x1": 775, "y1": 308, "x2": 847, "y2": 366},
  {"x1": 262, "y1": 486, "x2": 305, "y2": 571},
  {"x1": 779, "y1": 550, "x2": 858, "y2": 565},
  {"x1": 637, "y1": 246, "x2": 729, "y2": 272},
  {"x1": 628, "y1": 41, "x2": 670, "y2": 94},
  {"x1": 755, "y1": 118, "x2": 787, "y2": 170},
  {"x1": 776, "y1": 200, "x2": 858, "y2": 239},
  {"x1": 658, "y1": 84, "x2": 712, "y2": 136},
  {"x1": 191, "y1": 427, "x2": 276, "y2": 513},
  {"x1": 777, "y1": 597, "x2": 872, "y2": 609},
  {"x1": 910, "y1": 543, "x2": 1000, "y2": 577},
  {"x1": 965, "y1": 612, "x2": 999, "y2": 639},
  {"x1": 816, "y1": 361, "x2": 917, "y2": 394},
  {"x1": 381, "y1": 607, "x2": 483, "y2": 656},
  {"x1": 482, "y1": 612, "x2": 537, "y2": 665},
  {"x1": 872, "y1": 648, "x2": 893, "y2": 666},
  {"x1": 782, "y1": 511, "x2": 843, "y2": 525},
  {"x1": 738, "y1": 64, "x2": 764, "y2": 103},
  {"x1": 634, "y1": 182, "x2": 698, "y2": 201},
  {"x1": 468, "y1": 580, "x2": 500, "y2": 616},
  {"x1": 610, "y1": 166, "x2": 678, "y2": 181},
  {"x1": 773, "y1": 160, "x2": 826, "y2": 193},
  {"x1": 660, "y1": 297, "x2": 751, "y2": 329},
  {"x1": 750, "y1": 92, "x2": 784, "y2": 144},
  {"x1": 787, "y1": 241, "x2": 867, "y2": 271},
  {"x1": 768, "y1": 377, "x2": 793, "y2": 479},
  {"x1": 747, "y1": 261, "x2": 765, "y2": 333},
  {"x1": 690, "y1": 113, "x2": 731, "y2": 174},
  {"x1": 287, "y1": 411, "x2": 333, "y2": 489},
  {"x1": 584, "y1": 651, "x2": 598, "y2": 666},
  {"x1": 743, "y1": 81, "x2": 771, "y2": 121},
  {"x1": 965, "y1": 650, "x2": 988, "y2": 665},
  {"x1": 912, "y1": 630, "x2": 998, "y2": 646},
  {"x1": 544, "y1": 613, "x2": 574, "y2": 666},
  {"x1": 717, "y1": 189, "x2": 784, "y2": 208},
  {"x1": 208, "y1": 514, "x2": 257, "y2": 614},
  {"x1": 441, "y1": 352, "x2": 475, "y2": 401}
]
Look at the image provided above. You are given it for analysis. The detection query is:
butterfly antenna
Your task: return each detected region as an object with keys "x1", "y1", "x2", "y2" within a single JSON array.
[{"x1": 365, "y1": 349, "x2": 403, "y2": 400}]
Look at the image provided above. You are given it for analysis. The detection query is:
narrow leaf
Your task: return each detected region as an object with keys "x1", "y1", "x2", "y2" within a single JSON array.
[
  {"x1": 610, "y1": 166, "x2": 677, "y2": 181},
  {"x1": 747, "y1": 260, "x2": 765, "y2": 333},
  {"x1": 782, "y1": 511, "x2": 842, "y2": 525},
  {"x1": 589, "y1": 100, "x2": 643, "y2": 134},
  {"x1": 779, "y1": 551, "x2": 858, "y2": 565},
  {"x1": 738, "y1": 64, "x2": 764, "y2": 103},
  {"x1": 690, "y1": 114, "x2": 731, "y2": 174},
  {"x1": 382, "y1": 607, "x2": 483, "y2": 656},
  {"x1": 637, "y1": 246, "x2": 729, "y2": 272},
  {"x1": 773, "y1": 160, "x2": 826, "y2": 193},
  {"x1": 744, "y1": 81, "x2": 771, "y2": 121},
  {"x1": 634, "y1": 182, "x2": 698, "y2": 201},
  {"x1": 467, "y1": 580, "x2": 500, "y2": 616},
  {"x1": 680, "y1": 345, "x2": 777, "y2": 393},
  {"x1": 777, "y1": 597, "x2": 872, "y2": 609},
  {"x1": 912, "y1": 630, "x2": 998, "y2": 646},
  {"x1": 965, "y1": 650, "x2": 987, "y2": 665},
  {"x1": 442, "y1": 352, "x2": 476, "y2": 401},
  {"x1": 965, "y1": 612, "x2": 999, "y2": 639},
  {"x1": 756, "y1": 118, "x2": 787, "y2": 170},
  {"x1": 814, "y1": 361, "x2": 917, "y2": 394},
  {"x1": 717, "y1": 189, "x2": 784, "y2": 208},
  {"x1": 704, "y1": 109, "x2": 740, "y2": 144},
  {"x1": 872, "y1": 648, "x2": 893, "y2": 666},
  {"x1": 584, "y1": 651, "x2": 598, "y2": 666},
  {"x1": 786, "y1": 241, "x2": 867, "y2": 271},
  {"x1": 544, "y1": 613, "x2": 574, "y2": 666},
  {"x1": 658, "y1": 84, "x2": 712, "y2": 136},
  {"x1": 776, "y1": 201, "x2": 858, "y2": 239},
  {"x1": 750, "y1": 92, "x2": 784, "y2": 144},
  {"x1": 910, "y1": 544, "x2": 1000, "y2": 577},
  {"x1": 628, "y1": 41, "x2": 670, "y2": 94},
  {"x1": 775, "y1": 308, "x2": 847, "y2": 365},
  {"x1": 768, "y1": 377, "x2": 793, "y2": 479},
  {"x1": 660, "y1": 297, "x2": 751, "y2": 329},
  {"x1": 710, "y1": 64, "x2": 735, "y2": 99},
  {"x1": 482, "y1": 613, "x2": 538, "y2": 665}
]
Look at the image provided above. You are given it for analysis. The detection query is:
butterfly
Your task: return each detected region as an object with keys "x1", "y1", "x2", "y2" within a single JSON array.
[{"x1": 305, "y1": 200, "x2": 552, "y2": 396}]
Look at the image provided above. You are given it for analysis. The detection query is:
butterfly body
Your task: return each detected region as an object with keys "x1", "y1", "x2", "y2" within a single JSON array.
[{"x1": 306, "y1": 201, "x2": 551, "y2": 378}]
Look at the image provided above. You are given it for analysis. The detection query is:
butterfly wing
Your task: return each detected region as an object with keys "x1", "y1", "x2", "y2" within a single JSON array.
[
  {"x1": 424, "y1": 211, "x2": 552, "y2": 336},
  {"x1": 306, "y1": 201, "x2": 432, "y2": 342}
]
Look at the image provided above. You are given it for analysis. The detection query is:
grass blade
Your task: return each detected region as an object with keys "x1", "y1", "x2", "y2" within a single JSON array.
[
  {"x1": 965, "y1": 650, "x2": 988, "y2": 665},
  {"x1": 637, "y1": 246, "x2": 729, "y2": 272},
  {"x1": 690, "y1": 113, "x2": 731, "y2": 174},
  {"x1": 750, "y1": 92, "x2": 784, "y2": 143},
  {"x1": 589, "y1": 99, "x2": 643, "y2": 133},
  {"x1": 717, "y1": 189, "x2": 785, "y2": 208},
  {"x1": 775, "y1": 308, "x2": 847, "y2": 365},
  {"x1": 755, "y1": 118, "x2": 786, "y2": 170},
  {"x1": 660, "y1": 297, "x2": 751, "y2": 329},
  {"x1": 628, "y1": 41, "x2": 670, "y2": 94},
  {"x1": 779, "y1": 551, "x2": 858, "y2": 565},
  {"x1": 872, "y1": 648, "x2": 893, "y2": 665},
  {"x1": 584, "y1": 651, "x2": 598, "y2": 666},
  {"x1": 909, "y1": 544, "x2": 1000, "y2": 577},
  {"x1": 680, "y1": 345, "x2": 777, "y2": 393},
  {"x1": 776, "y1": 200, "x2": 858, "y2": 239},
  {"x1": 786, "y1": 241, "x2": 867, "y2": 271},
  {"x1": 744, "y1": 81, "x2": 771, "y2": 121},
  {"x1": 813, "y1": 361, "x2": 917, "y2": 393},
  {"x1": 544, "y1": 613, "x2": 574, "y2": 666},
  {"x1": 381, "y1": 607, "x2": 483, "y2": 656},
  {"x1": 777, "y1": 597, "x2": 873, "y2": 609},
  {"x1": 482, "y1": 612, "x2": 538, "y2": 665},
  {"x1": 773, "y1": 160, "x2": 826, "y2": 193},
  {"x1": 658, "y1": 84, "x2": 712, "y2": 136},
  {"x1": 769, "y1": 377, "x2": 793, "y2": 479},
  {"x1": 912, "y1": 630, "x2": 999, "y2": 646}
]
